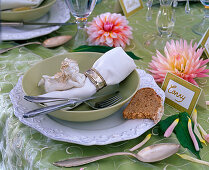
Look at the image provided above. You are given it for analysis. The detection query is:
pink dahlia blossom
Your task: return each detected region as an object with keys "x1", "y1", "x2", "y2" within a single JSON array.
[
  {"x1": 148, "y1": 39, "x2": 209, "y2": 86},
  {"x1": 86, "y1": 12, "x2": 133, "y2": 48}
]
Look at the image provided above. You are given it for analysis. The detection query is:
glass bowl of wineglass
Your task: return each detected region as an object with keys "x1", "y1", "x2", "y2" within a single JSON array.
[
  {"x1": 192, "y1": 0, "x2": 209, "y2": 36},
  {"x1": 66, "y1": 0, "x2": 97, "y2": 48}
]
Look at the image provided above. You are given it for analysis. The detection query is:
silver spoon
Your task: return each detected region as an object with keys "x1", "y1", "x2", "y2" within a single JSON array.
[
  {"x1": 53, "y1": 143, "x2": 180, "y2": 168},
  {"x1": 0, "y1": 35, "x2": 72, "y2": 54}
]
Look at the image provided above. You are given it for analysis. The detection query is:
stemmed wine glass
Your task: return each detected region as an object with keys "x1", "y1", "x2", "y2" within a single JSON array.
[
  {"x1": 156, "y1": 0, "x2": 175, "y2": 38},
  {"x1": 66, "y1": 0, "x2": 97, "y2": 48},
  {"x1": 144, "y1": 0, "x2": 177, "y2": 49},
  {"x1": 192, "y1": 0, "x2": 209, "y2": 36}
]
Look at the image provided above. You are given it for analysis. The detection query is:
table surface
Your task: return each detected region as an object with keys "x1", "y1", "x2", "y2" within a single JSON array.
[{"x1": 0, "y1": 1, "x2": 209, "y2": 169}]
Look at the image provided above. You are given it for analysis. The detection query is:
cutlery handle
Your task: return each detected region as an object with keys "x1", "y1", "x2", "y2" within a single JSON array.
[
  {"x1": 24, "y1": 96, "x2": 68, "y2": 103},
  {"x1": 0, "y1": 42, "x2": 42, "y2": 54},
  {"x1": 53, "y1": 152, "x2": 134, "y2": 168},
  {"x1": 1, "y1": 22, "x2": 24, "y2": 27},
  {"x1": 23, "y1": 100, "x2": 77, "y2": 118}
]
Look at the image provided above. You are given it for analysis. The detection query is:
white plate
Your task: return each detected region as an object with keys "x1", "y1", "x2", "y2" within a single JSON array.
[
  {"x1": 1, "y1": 0, "x2": 70, "y2": 41},
  {"x1": 9, "y1": 69, "x2": 165, "y2": 146}
]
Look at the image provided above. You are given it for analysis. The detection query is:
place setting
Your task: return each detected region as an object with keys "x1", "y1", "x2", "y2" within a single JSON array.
[
  {"x1": 0, "y1": 0, "x2": 71, "y2": 40},
  {"x1": 1, "y1": 0, "x2": 209, "y2": 169}
]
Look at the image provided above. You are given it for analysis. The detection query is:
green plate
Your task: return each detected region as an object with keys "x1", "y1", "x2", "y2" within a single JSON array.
[
  {"x1": 22, "y1": 52, "x2": 140, "y2": 122},
  {"x1": 1, "y1": 0, "x2": 56, "y2": 21}
]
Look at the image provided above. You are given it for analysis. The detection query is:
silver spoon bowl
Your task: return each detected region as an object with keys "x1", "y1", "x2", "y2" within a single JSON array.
[
  {"x1": 0, "y1": 35, "x2": 72, "y2": 54},
  {"x1": 53, "y1": 143, "x2": 180, "y2": 168}
]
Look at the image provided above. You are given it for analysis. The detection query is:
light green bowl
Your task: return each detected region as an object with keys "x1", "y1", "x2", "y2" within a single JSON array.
[
  {"x1": 22, "y1": 52, "x2": 140, "y2": 122},
  {"x1": 1, "y1": 0, "x2": 56, "y2": 21}
]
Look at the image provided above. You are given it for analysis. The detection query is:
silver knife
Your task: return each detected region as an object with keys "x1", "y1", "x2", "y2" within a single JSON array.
[
  {"x1": 0, "y1": 21, "x2": 76, "y2": 27},
  {"x1": 23, "y1": 91, "x2": 119, "y2": 118}
]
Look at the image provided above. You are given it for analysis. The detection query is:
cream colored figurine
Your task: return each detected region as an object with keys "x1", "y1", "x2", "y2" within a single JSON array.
[{"x1": 38, "y1": 58, "x2": 86, "y2": 93}]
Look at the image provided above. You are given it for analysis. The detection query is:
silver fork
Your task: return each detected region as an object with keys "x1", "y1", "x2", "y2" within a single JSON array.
[
  {"x1": 23, "y1": 92, "x2": 122, "y2": 118},
  {"x1": 85, "y1": 93, "x2": 122, "y2": 109}
]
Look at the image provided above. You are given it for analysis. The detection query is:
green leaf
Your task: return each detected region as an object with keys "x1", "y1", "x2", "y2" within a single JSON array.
[
  {"x1": 158, "y1": 112, "x2": 203, "y2": 159},
  {"x1": 72, "y1": 45, "x2": 142, "y2": 60},
  {"x1": 175, "y1": 112, "x2": 202, "y2": 159},
  {"x1": 158, "y1": 114, "x2": 179, "y2": 136}
]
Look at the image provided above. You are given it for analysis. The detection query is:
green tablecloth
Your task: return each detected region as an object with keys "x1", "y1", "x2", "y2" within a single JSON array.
[{"x1": 0, "y1": 1, "x2": 209, "y2": 169}]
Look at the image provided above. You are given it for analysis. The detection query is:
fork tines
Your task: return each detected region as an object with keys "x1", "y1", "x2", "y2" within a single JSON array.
[{"x1": 95, "y1": 94, "x2": 122, "y2": 108}]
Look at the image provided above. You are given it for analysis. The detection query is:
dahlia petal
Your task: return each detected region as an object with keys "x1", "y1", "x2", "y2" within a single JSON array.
[
  {"x1": 188, "y1": 117, "x2": 199, "y2": 151},
  {"x1": 106, "y1": 36, "x2": 113, "y2": 43},
  {"x1": 164, "y1": 118, "x2": 179, "y2": 138},
  {"x1": 189, "y1": 78, "x2": 199, "y2": 86},
  {"x1": 196, "y1": 73, "x2": 209, "y2": 77},
  {"x1": 200, "y1": 69, "x2": 209, "y2": 73},
  {"x1": 200, "y1": 58, "x2": 209, "y2": 67},
  {"x1": 195, "y1": 65, "x2": 207, "y2": 73}
]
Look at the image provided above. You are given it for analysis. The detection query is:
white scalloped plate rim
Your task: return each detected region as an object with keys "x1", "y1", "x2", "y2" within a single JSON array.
[
  {"x1": 1, "y1": 0, "x2": 70, "y2": 41},
  {"x1": 9, "y1": 69, "x2": 165, "y2": 146}
]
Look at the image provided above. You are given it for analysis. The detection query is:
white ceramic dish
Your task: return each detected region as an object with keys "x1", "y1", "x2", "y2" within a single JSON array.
[
  {"x1": 1, "y1": 0, "x2": 70, "y2": 41},
  {"x1": 10, "y1": 69, "x2": 165, "y2": 146}
]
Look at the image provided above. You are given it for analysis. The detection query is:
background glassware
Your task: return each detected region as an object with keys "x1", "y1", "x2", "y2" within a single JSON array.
[
  {"x1": 173, "y1": 0, "x2": 178, "y2": 7},
  {"x1": 143, "y1": 0, "x2": 176, "y2": 50},
  {"x1": 192, "y1": 0, "x2": 209, "y2": 36},
  {"x1": 185, "y1": 0, "x2": 191, "y2": 14},
  {"x1": 66, "y1": 0, "x2": 97, "y2": 48},
  {"x1": 156, "y1": 0, "x2": 175, "y2": 37},
  {"x1": 146, "y1": 0, "x2": 153, "y2": 21}
]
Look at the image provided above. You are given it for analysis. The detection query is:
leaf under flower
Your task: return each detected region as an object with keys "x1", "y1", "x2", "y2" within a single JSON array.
[{"x1": 72, "y1": 45, "x2": 141, "y2": 60}]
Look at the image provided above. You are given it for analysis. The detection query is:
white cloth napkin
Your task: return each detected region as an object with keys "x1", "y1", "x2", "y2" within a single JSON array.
[
  {"x1": 40, "y1": 47, "x2": 137, "y2": 100},
  {"x1": 1, "y1": 0, "x2": 44, "y2": 10}
]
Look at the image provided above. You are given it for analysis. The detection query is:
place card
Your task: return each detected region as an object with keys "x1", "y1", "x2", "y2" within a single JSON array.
[
  {"x1": 118, "y1": 0, "x2": 143, "y2": 17},
  {"x1": 198, "y1": 28, "x2": 209, "y2": 58},
  {"x1": 162, "y1": 72, "x2": 202, "y2": 115}
]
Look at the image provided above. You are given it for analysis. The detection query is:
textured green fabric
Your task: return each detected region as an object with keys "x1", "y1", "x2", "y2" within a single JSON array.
[{"x1": 0, "y1": 1, "x2": 209, "y2": 169}]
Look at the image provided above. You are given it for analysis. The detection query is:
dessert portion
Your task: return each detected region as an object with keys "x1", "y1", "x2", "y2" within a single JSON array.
[
  {"x1": 123, "y1": 87, "x2": 163, "y2": 123},
  {"x1": 38, "y1": 58, "x2": 86, "y2": 93}
]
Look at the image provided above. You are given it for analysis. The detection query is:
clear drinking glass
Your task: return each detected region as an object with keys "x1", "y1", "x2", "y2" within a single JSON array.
[
  {"x1": 156, "y1": 0, "x2": 175, "y2": 37},
  {"x1": 67, "y1": 0, "x2": 97, "y2": 48},
  {"x1": 192, "y1": 0, "x2": 209, "y2": 36},
  {"x1": 144, "y1": 0, "x2": 176, "y2": 50}
]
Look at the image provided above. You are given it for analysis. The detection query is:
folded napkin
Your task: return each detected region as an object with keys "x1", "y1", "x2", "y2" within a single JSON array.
[
  {"x1": 40, "y1": 47, "x2": 136, "y2": 101},
  {"x1": 1, "y1": 0, "x2": 44, "y2": 10}
]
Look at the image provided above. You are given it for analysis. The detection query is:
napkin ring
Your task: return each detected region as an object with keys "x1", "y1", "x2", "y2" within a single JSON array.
[{"x1": 85, "y1": 68, "x2": 107, "y2": 91}]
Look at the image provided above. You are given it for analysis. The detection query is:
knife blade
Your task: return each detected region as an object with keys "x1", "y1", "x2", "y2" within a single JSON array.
[{"x1": 0, "y1": 21, "x2": 76, "y2": 27}]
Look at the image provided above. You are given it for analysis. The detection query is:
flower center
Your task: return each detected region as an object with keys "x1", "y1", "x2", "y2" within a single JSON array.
[
  {"x1": 175, "y1": 54, "x2": 181, "y2": 60},
  {"x1": 103, "y1": 22, "x2": 114, "y2": 32},
  {"x1": 174, "y1": 54, "x2": 185, "y2": 73}
]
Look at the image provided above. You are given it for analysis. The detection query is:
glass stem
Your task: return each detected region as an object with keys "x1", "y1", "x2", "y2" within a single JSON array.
[
  {"x1": 76, "y1": 17, "x2": 87, "y2": 29},
  {"x1": 185, "y1": 0, "x2": 190, "y2": 14},
  {"x1": 204, "y1": 8, "x2": 209, "y2": 18},
  {"x1": 73, "y1": 17, "x2": 88, "y2": 48}
]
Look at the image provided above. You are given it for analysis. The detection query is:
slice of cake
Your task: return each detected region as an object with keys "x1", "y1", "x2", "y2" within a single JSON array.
[{"x1": 123, "y1": 87, "x2": 163, "y2": 123}]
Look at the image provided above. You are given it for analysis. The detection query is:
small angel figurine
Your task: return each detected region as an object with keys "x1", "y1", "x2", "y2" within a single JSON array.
[{"x1": 38, "y1": 58, "x2": 86, "y2": 93}]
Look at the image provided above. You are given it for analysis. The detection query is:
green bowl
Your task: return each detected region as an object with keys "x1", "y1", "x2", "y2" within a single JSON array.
[
  {"x1": 22, "y1": 52, "x2": 140, "y2": 122},
  {"x1": 1, "y1": 0, "x2": 56, "y2": 22}
]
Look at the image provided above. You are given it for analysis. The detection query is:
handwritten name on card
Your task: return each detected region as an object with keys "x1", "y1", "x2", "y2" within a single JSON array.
[
  {"x1": 162, "y1": 72, "x2": 202, "y2": 115},
  {"x1": 166, "y1": 80, "x2": 194, "y2": 109}
]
